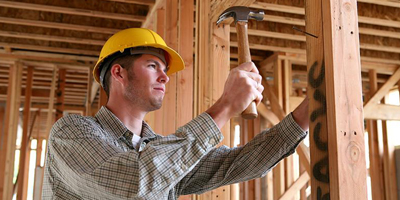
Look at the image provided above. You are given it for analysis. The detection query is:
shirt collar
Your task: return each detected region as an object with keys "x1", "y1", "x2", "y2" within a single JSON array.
[{"x1": 95, "y1": 106, "x2": 157, "y2": 140}]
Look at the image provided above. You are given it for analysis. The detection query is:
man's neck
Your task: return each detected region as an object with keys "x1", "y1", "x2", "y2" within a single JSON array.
[{"x1": 106, "y1": 101, "x2": 146, "y2": 137}]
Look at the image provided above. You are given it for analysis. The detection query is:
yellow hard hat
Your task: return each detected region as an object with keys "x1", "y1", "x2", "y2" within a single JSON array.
[{"x1": 93, "y1": 28, "x2": 185, "y2": 86}]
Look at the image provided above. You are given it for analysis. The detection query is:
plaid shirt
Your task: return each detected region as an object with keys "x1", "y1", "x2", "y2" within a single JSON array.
[{"x1": 43, "y1": 106, "x2": 306, "y2": 199}]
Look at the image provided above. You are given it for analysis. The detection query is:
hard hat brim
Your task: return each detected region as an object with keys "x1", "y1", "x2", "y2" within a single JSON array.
[{"x1": 93, "y1": 44, "x2": 185, "y2": 84}]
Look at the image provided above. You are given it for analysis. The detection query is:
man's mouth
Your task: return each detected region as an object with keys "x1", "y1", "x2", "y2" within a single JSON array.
[{"x1": 154, "y1": 87, "x2": 165, "y2": 93}]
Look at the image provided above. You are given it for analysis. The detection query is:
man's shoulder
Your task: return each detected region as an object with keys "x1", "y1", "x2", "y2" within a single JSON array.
[{"x1": 50, "y1": 114, "x2": 101, "y2": 139}]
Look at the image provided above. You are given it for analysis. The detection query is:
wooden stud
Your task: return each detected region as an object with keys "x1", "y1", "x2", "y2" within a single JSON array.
[
  {"x1": 367, "y1": 70, "x2": 385, "y2": 200},
  {"x1": 364, "y1": 68, "x2": 400, "y2": 118},
  {"x1": 381, "y1": 97, "x2": 399, "y2": 200},
  {"x1": 1, "y1": 62, "x2": 23, "y2": 200},
  {"x1": 322, "y1": 0, "x2": 367, "y2": 199},
  {"x1": 176, "y1": 0, "x2": 194, "y2": 126},
  {"x1": 177, "y1": 0, "x2": 194, "y2": 199},
  {"x1": 162, "y1": 0, "x2": 178, "y2": 134},
  {"x1": 278, "y1": 172, "x2": 310, "y2": 200},
  {"x1": 209, "y1": 21, "x2": 232, "y2": 200},
  {"x1": 55, "y1": 69, "x2": 66, "y2": 121},
  {"x1": 45, "y1": 68, "x2": 57, "y2": 140},
  {"x1": 305, "y1": 0, "x2": 331, "y2": 199},
  {"x1": 153, "y1": 7, "x2": 166, "y2": 135},
  {"x1": 98, "y1": 87, "x2": 107, "y2": 109},
  {"x1": 16, "y1": 66, "x2": 34, "y2": 200},
  {"x1": 85, "y1": 68, "x2": 93, "y2": 116}
]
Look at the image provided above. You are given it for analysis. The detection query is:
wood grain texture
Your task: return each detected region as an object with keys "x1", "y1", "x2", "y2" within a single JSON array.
[
  {"x1": 322, "y1": 0, "x2": 368, "y2": 199},
  {"x1": 305, "y1": 0, "x2": 330, "y2": 199},
  {"x1": 17, "y1": 66, "x2": 34, "y2": 200}
]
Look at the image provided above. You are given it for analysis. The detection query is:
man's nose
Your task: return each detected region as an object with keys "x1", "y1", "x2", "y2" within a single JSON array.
[{"x1": 158, "y1": 70, "x2": 169, "y2": 84}]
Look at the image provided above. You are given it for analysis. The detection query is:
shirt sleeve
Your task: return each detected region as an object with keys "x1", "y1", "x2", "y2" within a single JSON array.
[
  {"x1": 43, "y1": 113, "x2": 223, "y2": 199},
  {"x1": 176, "y1": 113, "x2": 307, "y2": 195}
]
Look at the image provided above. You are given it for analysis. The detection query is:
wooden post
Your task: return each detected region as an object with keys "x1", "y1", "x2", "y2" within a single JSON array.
[
  {"x1": 16, "y1": 66, "x2": 34, "y2": 200},
  {"x1": 282, "y1": 59, "x2": 294, "y2": 200},
  {"x1": 162, "y1": 0, "x2": 178, "y2": 134},
  {"x1": 98, "y1": 87, "x2": 107, "y2": 109},
  {"x1": 381, "y1": 97, "x2": 399, "y2": 200},
  {"x1": 45, "y1": 68, "x2": 57, "y2": 138},
  {"x1": 152, "y1": 7, "x2": 165, "y2": 135},
  {"x1": 1, "y1": 62, "x2": 23, "y2": 200},
  {"x1": 318, "y1": 0, "x2": 367, "y2": 200},
  {"x1": 177, "y1": 0, "x2": 194, "y2": 199},
  {"x1": 55, "y1": 69, "x2": 66, "y2": 121},
  {"x1": 367, "y1": 69, "x2": 385, "y2": 200},
  {"x1": 85, "y1": 68, "x2": 93, "y2": 116},
  {"x1": 273, "y1": 56, "x2": 284, "y2": 200}
]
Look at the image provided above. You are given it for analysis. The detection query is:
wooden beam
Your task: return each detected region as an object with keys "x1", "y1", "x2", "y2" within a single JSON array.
[
  {"x1": 364, "y1": 67, "x2": 400, "y2": 114},
  {"x1": 206, "y1": 7, "x2": 234, "y2": 200},
  {"x1": 257, "y1": 103, "x2": 280, "y2": 125},
  {"x1": 381, "y1": 99, "x2": 400, "y2": 200},
  {"x1": 357, "y1": 0, "x2": 400, "y2": 8},
  {"x1": 231, "y1": 28, "x2": 306, "y2": 42},
  {"x1": 0, "y1": 31, "x2": 105, "y2": 46},
  {"x1": 305, "y1": 0, "x2": 331, "y2": 198},
  {"x1": 152, "y1": 7, "x2": 166, "y2": 134},
  {"x1": 322, "y1": 0, "x2": 367, "y2": 199},
  {"x1": 162, "y1": 0, "x2": 178, "y2": 134},
  {"x1": 16, "y1": 66, "x2": 33, "y2": 200},
  {"x1": 358, "y1": 16, "x2": 400, "y2": 29},
  {"x1": 98, "y1": 87, "x2": 107, "y2": 109},
  {"x1": 176, "y1": 0, "x2": 194, "y2": 126},
  {"x1": 1, "y1": 62, "x2": 23, "y2": 200},
  {"x1": 0, "y1": 17, "x2": 119, "y2": 34},
  {"x1": 0, "y1": 0, "x2": 146, "y2": 22},
  {"x1": 141, "y1": 0, "x2": 165, "y2": 28},
  {"x1": 85, "y1": 69, "x2": 93, "y2": 116},
  {"x1": 366, "y1": 70, "x2": 385, "y2": 200},
  {"x1": 0, "y1": 42, "x2": 99, "y2": 56},
  {"x1": 44, "y1": 68, "x2": 57, "y2": 139},
  {"x1": 209, "y1": 0, "x2": 257, "y2": 23},
  {"x1": 364, "y1": 104, "x2": 400, "y2": 120},
  {"x1": 278, "y1": 172, "x2": 310, "y2": 200},
  {"x1": 105, "y1": 0, "x2": 155, "y2": 6},
  {"x1": 230, "y1": 41, "x2": 306, "y2": 54},
  {"x1": 176, "y1": 1, "x2": 194, "y2": 199},
  {"x1": 55, "y1": 69, "x2": 66, "y2": 121}
]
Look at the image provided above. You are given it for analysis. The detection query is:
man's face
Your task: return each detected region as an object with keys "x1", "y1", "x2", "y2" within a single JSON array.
[{"x1": 123, "y1": 54, "x2": 169, "y2": 111}]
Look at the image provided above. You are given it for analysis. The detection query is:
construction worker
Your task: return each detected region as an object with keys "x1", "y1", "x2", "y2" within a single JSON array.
[{"x1": 43, "y1": 28, "x2": 309, "y2": 199}]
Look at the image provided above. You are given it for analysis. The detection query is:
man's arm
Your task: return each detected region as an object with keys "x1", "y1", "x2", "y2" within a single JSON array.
[
  {"x1": 43, "y1": 113, "x2": 223, "y2": 199},
  {"x1": 176, "y1": 113, "x2": 307, "y2": 195}
]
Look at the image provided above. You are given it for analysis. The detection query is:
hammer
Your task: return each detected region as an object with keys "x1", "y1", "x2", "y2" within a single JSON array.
[{"x1": 217, "y1": 6, "x2": 264, "y2": 119}]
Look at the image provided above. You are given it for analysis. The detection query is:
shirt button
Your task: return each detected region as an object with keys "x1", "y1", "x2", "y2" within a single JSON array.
[
  {"x1": 139, "y1": 142, "x2": 147, "y2": 152},
  {"x1": 209, "y1": 138, "x2": 215, "y2": 144}
]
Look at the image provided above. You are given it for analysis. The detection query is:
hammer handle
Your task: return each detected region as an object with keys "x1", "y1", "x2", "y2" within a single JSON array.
[{"x1": 236, "y1": 21, "x2": 258, "y2": 119}]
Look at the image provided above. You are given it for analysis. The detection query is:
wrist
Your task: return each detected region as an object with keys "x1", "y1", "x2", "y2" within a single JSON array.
[{"x1": 205, "y1": 98, "x2": 234, "y2": 129}]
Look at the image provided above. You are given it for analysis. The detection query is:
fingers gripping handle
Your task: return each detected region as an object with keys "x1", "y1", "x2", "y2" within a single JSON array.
[{"x1": 236, "y1": 21, "x2": 258, "y2": 119}]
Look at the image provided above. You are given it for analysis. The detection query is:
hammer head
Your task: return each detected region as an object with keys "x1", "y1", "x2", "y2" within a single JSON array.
[{"x1": 216, "y1": 6, "x2": 264, "y2": 25}]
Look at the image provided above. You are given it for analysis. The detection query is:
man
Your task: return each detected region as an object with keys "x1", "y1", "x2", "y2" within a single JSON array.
[{"x1": 43, "y1": 28, "x2": 309, "y2": 199}]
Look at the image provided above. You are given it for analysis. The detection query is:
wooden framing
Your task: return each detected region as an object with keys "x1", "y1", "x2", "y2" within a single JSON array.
[
  {"x1": 1, "y1": 0, "x2": 400, "y2": 199},
  {"x1": 366, "y1": 70, "x2": 385, "y2": 200},
  {"x1": 1, "y1": 62, "x2": 23, "y2": 200},
  {"x1": 55, "y1": 69, "x2": 66, "y2": 121},
  {"x1": 16, "y1": 66, "x2": 34, "y2": 200},
  {"x1": 321, "y1": 0, "x2": 367, "y2": 199},
  {"x1": 0, "y1": 0, "x2": 146, "y2": 22}
]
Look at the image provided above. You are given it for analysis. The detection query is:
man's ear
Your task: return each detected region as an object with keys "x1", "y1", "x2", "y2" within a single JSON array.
[{"x1": 110, "y1": 64, "x2": 126, "y2": 85}]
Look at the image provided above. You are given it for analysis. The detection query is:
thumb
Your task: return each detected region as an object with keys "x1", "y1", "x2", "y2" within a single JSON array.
[{"x1": 236, "y1": 62, "x2": 259, "y2": 74}]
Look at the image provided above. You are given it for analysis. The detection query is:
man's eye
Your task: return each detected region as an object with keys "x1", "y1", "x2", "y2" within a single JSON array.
[{"x1": 148, "y1": 64, "x2": 156, "y2": 68}]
